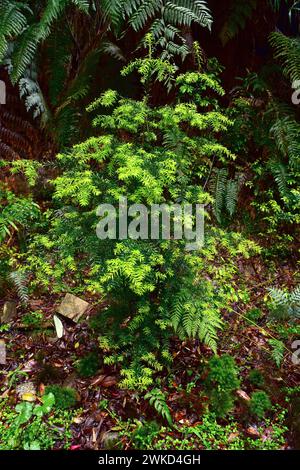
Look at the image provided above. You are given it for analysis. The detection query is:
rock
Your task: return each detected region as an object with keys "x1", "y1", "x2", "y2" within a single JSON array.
[
  {"x1": 57, "y1": 294, "x2": 90, "y2": 323},
  {"x1": 100, "y1": 431, "x2": 120, "y2": 450},
  {"x1": 0, "y1": 340, "x2": 6, "y2": 365},
  {"x1": 1, "y1": 301, "x2": 17, "y2": 323}
]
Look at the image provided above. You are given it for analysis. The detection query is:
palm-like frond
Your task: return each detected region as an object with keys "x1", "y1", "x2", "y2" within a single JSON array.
[{"x1": 270, "y1": 32, "x2": 300, "y2": 83}]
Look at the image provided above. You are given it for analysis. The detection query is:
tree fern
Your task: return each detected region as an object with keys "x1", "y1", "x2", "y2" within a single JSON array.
[
  {"x1": 170, "y1": 285, "x2": 223, "y2": 353},
  {"x1": 10, "y1": 25, "x2": 40, "y2": 83},
  {"x1": 225, "y1": 177, "x2": 239, "y2": 217},
  {"x1": 0, "y1": 0, "x2": 90, "y2": 84}
]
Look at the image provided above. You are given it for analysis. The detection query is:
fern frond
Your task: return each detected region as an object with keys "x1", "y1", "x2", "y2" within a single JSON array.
[
  {"x1": 130, "y1": 0, "x2": 160, "y2": 31},
  {"x1": 10, "y1": 25, "x2": 39, "y2": 83},
  {"x1": 225, "y1": 178, "x2": 239, "y2": 217},
  {"x1": 209, "y1": 168, "x2": 228, "y2": 224},
  {"x1": 145, "y1": 388, "x2": 172, "y2": 425},
  {"x1": 170, "y1": 290, "x2": 187, "y2": 332},
  {"x1": 220, "y1": 0, "x2": 257, "y2": 46},
  {"x1": 269, "y1": 160, "x2": 290, "y2": 201},
  {"x1": 101, "y1": 40, "x2": 126, "y2": 62},
  {"x1": 197, "y1": 311, "x2": 222, "y2": 353},
  {"x1": 268, "y1": 338, "x2": 284, "y2": 368}
]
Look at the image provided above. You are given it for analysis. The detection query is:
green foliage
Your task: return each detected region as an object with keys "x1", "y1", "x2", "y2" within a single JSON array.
[
  {"x1": 184, "y1": 413, "x2": 244, "y2": 450},
  {"x1": 268, "y1": 338, "x2": 285, "y2": 368},
  {"x1": 0, "y1": 393, "x2": 54, "y2": 450},
  {"x1": 0, "y1": 187, "x2": 40, "y2": 243},
  {"x1": 220, "y1": 0, "x2": 257, "y2": 46},
  {"x1": 44, "y1": 385, "x2": 77, "y2": 410},
  {"x1": 145, "y1": 388, "x2": 172, "y2": 425},
  {"x1": 0, "y1": 186, "x2": 41, "y2": 302},
  {"x1": 8, "y1": 270, "x2": 29, "y2": 306},
  {"x1": 121, "y1": 34, "x2": 177, "y2": 91},
  {"x1": 10, "y1": 160, "x2": 41, "y2": 187},
  {"x1": 103, "y1": 0, "x2": 212, "y2": 61},
  {"x1": 0, "y1": 0, "x2": 212, "y2": 142},
  {"x1": 132, "y1": 421, "x2": 160, "y2": 449},
  {"x1": 249, "y1": 391, "x2": 272, "y2": 419},
  {"x1": 0, "y1": 395, "x2": 75, "y2": 450},
  {"x1": 205, "y1": 355, "x2": 241, "y2": 417},
  {"x1": 270, "y1": 32, "x2": 300, "y2": 83},
  {"x1": 226, "y1": 67, "x2": 300, "y2": 248},
  {"x1": 0, "y1": 0, "x2": 89, "y2": 83},
  {"x1": 138, "y1": 408, "x2": 288, "y2": 450},
  {"x1": 169, "y1": 283, "x2": 223, "y2": 353},
  {"x1": 209, "y1": 169, "x2": 241, "y2": 224},
  {"x1": 76, "y1": 352, "x2": 100, "y2": 377},
  {"x1": 245, "y1": 308, "x2": 263, "y2": 323},
  {"x1": 248, "y1": 369, "x2": 265, "y2": 388},
  {"x1": 22, "y1": 311, "x2": 43, "y2": 328}
]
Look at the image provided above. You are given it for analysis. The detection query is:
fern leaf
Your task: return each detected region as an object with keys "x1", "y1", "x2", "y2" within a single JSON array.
[
  {"x1": 8, "y1": 270, "x2": 29, "y2": 306},
  {"x1": 268, "y1": 339, "x2": 285, "y2": 368}
]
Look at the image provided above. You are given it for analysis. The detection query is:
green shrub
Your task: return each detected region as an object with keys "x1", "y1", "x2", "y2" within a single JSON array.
[
  {"x1": 27, "y1": 56, "x2": 260, "y2": 390},
  {"x1": 205, "y1": 355, "x2": 241, "y2": 417},
  {"x1": 45, "y1": 385, "x2": 77, "y2": 410},
  {"x1": 249, "y1": 391, "x2": 272, "y2": 418}
]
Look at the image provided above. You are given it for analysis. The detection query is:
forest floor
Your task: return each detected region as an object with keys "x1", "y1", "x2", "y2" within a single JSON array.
[{"x1": 1, "y1": 255, "x2": 300, "y2": 450}]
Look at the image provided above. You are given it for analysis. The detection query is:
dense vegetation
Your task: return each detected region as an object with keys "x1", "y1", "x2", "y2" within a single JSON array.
[{"x1": 0, "y1": 0, "x2": 299, "y2": 451}]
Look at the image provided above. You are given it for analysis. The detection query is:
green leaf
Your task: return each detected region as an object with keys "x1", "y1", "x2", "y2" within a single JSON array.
[{"x1": 15, "y1": 402, "x2": 34, "y2": 424}]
